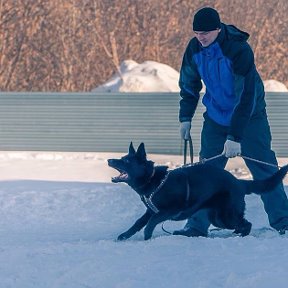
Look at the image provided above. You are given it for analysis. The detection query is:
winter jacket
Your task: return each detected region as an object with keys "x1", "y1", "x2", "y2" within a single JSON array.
[{"x1": 179, "y1": 23, "x2": 266, "y2": 141}]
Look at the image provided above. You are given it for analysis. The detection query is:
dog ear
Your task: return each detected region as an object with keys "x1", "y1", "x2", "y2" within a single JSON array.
[
  {"x1": 136, "y1": 143, "x2": 146, "y2": 160},
  {"x1": 129, "y1": 142, "x2": 136, "y2": 155}
]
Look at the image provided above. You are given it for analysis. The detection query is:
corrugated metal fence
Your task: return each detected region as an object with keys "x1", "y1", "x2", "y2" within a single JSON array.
[{"x1": 0, "y1": 92, "x2": 287, "y2": 156}]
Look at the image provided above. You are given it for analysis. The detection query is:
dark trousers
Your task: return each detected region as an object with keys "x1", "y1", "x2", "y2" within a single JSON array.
[{"x1": 186, "y1": 112, "x2": 288, "y2": 233}]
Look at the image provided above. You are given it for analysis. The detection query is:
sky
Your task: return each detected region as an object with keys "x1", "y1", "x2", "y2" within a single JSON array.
[{"x1": 1, "y1": 60, "x2": 288, "y2": 288}]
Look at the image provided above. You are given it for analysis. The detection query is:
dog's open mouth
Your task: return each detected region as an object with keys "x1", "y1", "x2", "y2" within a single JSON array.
[{"x1": 112, "y1": 169, "x2": 129, "y2": 183}]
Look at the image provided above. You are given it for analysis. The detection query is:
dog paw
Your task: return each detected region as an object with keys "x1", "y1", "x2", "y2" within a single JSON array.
[
  {"x1": 117, "y1": 234, "x2": 128, "y2": 241},
  {"x1": 117, "y1": 232, "x2": 132, "y2": 241},
  {"x1": 173, "y1": 228, "x2": 207, "y2": 237},
  {"x1": 143, "y1": 232, "x2": 153, "y2": 240},
  {"x1": 144, "y1": 235, "x2": 152, "y2": 240}
]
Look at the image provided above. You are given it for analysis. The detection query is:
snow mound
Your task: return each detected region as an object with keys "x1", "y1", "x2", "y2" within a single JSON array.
[
  {"x1": 93, "y1": 60, "x2": 287, "y2": 94},
  {"x1": 92, "y1": 60, "x2": 180, "y2": 92},
  {"x1": 264, "y1": 79, "x2": 288, "y2": 92}
]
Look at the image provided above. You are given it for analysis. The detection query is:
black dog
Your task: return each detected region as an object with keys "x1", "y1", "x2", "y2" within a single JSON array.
[{"x1": 108, "y1": 142, "x2": 288, "y2": 240}]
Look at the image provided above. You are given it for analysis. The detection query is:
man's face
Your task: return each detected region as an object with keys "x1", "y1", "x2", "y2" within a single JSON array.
[{"x1": 194, "y1": 29, "x2": 221, "y2": 47}]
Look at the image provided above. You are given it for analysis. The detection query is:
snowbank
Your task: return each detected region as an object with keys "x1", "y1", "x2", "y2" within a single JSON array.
[
  {"x1": 264, "y1": 79, "x2": 288, "y2": 92},
  {"x1": 92, "y1": 60, "x2": 180, "y2": 92},
  {"x1": 93, "y1": 60, "x2": 287, "y2": 93}
]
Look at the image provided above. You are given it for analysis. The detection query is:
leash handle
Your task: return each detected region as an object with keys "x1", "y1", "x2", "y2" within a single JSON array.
[{"x1": 184, "y1": 137, "x2": 193, "y2": 165}]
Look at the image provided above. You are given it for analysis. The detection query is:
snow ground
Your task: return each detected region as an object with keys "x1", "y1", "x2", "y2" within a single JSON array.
[{"x1": 0, "y1": 151, "x2": 287, "y2": 288}]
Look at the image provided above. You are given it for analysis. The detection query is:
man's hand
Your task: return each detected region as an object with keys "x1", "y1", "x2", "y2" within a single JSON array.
[
  {"x1": 180, "y1": 121, "x2": 191, "y2": 140},
  {"x1": 223, "y1": 139, "x2": 241, "y2": 158}
]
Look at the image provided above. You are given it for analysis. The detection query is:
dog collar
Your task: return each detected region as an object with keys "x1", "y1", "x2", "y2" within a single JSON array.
[{"x1": 136, "y1": 168, "x2": 156, "y2": 190}]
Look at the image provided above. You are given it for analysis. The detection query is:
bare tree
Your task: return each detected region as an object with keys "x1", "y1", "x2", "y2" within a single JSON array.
[{"x1": 0, "y1": 0, "x2": 287, "y2": 91}]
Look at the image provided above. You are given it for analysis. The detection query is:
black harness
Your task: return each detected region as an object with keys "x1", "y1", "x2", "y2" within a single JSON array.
[{"x1": 140, "y1": 170, "x2": 191, "y2": 214}]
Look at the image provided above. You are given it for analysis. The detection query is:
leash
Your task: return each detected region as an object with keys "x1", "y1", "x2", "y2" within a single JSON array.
[
  {"x1": 161, "y1": 144, "x2": 283, "y2": 235},
  {"x1": 161, "y1": 222, "x2": 173, "y2": 235},
  {"x1": 183, "y1": 135, "x2": 282, "y2": 168},
  {"x1": 188, "y1": 153, "x2": 282, "y2": 169},
  {"x1": 184, "y1": 153, "x2": 224, "y2": 167},
  {"x1": 161, "y1": 140, "x2": 222, "y2": 235},
  {"x1": 184, "y1": 137, "x2": 193, "y2": 165},
  {"x1": 241, "y1": 155, "x2": 281, "y2": 169},
  {"x1": 183, "y1": 137, "x2": 225, "y2": 166}
]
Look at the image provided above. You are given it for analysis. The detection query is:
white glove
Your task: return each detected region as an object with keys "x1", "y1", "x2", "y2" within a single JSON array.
[
  {"x1": 223, "y1": 139, "x2": 241, "y2": 158},
  {"x1": 180, "y1": 121, "x2": 191, "y2": 140}
]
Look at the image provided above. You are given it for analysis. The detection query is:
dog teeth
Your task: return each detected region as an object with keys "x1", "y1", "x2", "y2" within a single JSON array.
[
  {"x1": 120, "y1": 172, "x2": 128, "y2": 179},
  {"x1": 112, "y1": 172, "x2": 128, "y2": 182}
]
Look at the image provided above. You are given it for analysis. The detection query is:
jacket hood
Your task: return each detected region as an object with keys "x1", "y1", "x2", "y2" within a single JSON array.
[{"x1": 221, "y1": 23, "x2": 250, "y2": 42}]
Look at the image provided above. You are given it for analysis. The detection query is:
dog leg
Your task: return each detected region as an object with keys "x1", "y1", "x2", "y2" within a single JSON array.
[
  {"x1": 117, "y1": 210, "x2": 152, "y2": 241},
  {"x1": 233, "y1": 218, "x2": 252, "y2": 237},
  {"x1": 144, "y1": 211, "x2": 172, "y2": 240}
]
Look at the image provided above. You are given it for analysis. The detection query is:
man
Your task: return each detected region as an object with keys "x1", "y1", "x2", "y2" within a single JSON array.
[{"x1": 176, "y1": 7, "x2": 288, "y2": 237}]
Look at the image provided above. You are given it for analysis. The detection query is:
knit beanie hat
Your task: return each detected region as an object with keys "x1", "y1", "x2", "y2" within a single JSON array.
[{"x1": 193, "y1": 7, "x2": 221, "y2": 31}]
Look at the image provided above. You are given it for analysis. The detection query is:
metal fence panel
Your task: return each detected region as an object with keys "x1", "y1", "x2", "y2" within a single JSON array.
[{"x1": 0, "y1": 92, "x2": 287, "y2": 156}]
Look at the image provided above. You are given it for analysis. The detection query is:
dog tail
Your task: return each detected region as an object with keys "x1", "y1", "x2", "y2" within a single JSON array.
[{"x1": 243, "y1": 164, "x2": 288, "y2": 195}]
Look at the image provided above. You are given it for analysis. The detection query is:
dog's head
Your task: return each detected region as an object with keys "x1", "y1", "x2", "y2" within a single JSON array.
[{"x1": 108, "y1": 142, "x2": 154, "y2": 187}]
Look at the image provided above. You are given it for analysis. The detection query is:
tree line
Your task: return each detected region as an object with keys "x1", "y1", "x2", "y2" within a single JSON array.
[{"x1": 0, "y1": 0, "x2": 287, "y2": 92}]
